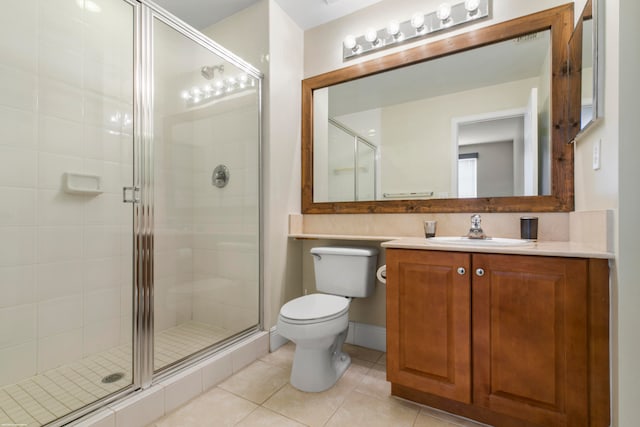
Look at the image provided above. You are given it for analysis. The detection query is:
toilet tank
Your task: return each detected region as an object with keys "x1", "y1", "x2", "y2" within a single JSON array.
[{"x1": 311, "y1": 246, "x2": 379, "y2": 298}]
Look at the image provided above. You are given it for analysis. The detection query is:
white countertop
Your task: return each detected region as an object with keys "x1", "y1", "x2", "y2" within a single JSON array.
[
  {"x1": 289, "y1": 233, "x2": 401, "y2": 241},
  {"x1": 381, "y1": 237, "x2": 614, "y2": 259}
]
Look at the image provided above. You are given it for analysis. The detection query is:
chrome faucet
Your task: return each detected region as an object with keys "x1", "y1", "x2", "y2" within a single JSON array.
[{"x1": 466, "y1": 214, "x2": 487, "y2": 239}]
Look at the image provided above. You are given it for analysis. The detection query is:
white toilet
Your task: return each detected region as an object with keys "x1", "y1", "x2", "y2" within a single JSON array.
[{"x1": 277, "y1": 246, "x2": 379, "y2": 392}]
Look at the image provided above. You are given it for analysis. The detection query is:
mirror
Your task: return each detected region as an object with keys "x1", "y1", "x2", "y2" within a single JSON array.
[
  {"x1": 302, "y1": 4, "x2": 575, "y2": 214},
  {"x1": 314, "y1": 30, "x2": 551, "y2": 203},
  {"x1": 568, "y1": 0, "x2": 604, "y2": 141}
]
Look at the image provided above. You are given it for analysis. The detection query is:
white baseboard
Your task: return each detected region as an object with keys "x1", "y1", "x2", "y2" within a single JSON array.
[
  {"x1": 269, "y1": 326, "x2": 289, "y2": 352},
  {"x1": 345, "y1": 322, "x2": 386, "y2": 352},
  {"x1": 270, "y1": 323, "x2": 386, "y2": 353}
]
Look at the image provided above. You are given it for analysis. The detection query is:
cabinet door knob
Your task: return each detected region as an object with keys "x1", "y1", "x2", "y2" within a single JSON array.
[
  {"x1": 475, "y1": 268, "x2": 485, "y2": 277},
  {"x1": 457, "y1": 267, "x2": 466, "y2": 275}
]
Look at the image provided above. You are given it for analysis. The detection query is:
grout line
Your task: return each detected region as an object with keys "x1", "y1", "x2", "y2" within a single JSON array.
[{"x1": 1, "y1": 321, "x2": 231, "y2": 426}]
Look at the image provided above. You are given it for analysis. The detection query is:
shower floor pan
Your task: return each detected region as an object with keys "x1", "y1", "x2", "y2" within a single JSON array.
[{"x1": 0, "y1": 321, "x2": 233, "y2": 427}]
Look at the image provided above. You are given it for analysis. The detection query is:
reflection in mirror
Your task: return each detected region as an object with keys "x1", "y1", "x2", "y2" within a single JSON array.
[
  {"x1": 313, "y1": 30, "x2": 552, "y2": 203},
  {"x1": 580, "y1": 18, "x2": 594, "y2": 128},
  {"x1": 568, "y1": 0, "x2": 603, "y2": 141},
  {"x1": 302, "y1": 4, "x2": 574, "y2": 214}
]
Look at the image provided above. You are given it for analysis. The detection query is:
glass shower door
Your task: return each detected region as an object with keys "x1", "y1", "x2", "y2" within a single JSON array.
[
  {"x1": 327, "y1": 123, "x2": 356, "y2": 202},
  {"x1": 0, "y1": 0, "x2": 136, "y2": 425},
  {"x1": 151, "y1": 16, "x2": 261, "y2": 372}
]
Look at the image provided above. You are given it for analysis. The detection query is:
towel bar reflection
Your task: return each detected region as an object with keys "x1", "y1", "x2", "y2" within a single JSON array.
[{"x1": 382, "y1": 191, "x2": 434, "y2": 198}]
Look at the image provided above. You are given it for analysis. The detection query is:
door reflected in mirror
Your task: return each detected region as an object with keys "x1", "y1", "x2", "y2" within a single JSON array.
[
  {"x1": 568, "y1": 0, "x2": 603, "y2": 141},
  {"x1": 313, "y1": 30, "x2": 552, "y2": 204},
  {"x1": 580, "y1": 18, "x2": 594, "y2": 129}
]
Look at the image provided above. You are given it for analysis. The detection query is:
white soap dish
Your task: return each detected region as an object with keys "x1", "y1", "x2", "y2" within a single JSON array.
[{"x1": 63, "y1": 172, "x2": 103, "y2": 195}]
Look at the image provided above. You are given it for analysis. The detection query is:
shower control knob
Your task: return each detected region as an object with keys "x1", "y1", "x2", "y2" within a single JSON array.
[
  {"x1": 457, "y1": 267, "x2": 466, "y2": 275},
  {"x1": 212, "y1": 164, "x2": 230, "y2": 188},
  {"x1": 476, "y1": 268, "x2": 485, "y2": 277}
]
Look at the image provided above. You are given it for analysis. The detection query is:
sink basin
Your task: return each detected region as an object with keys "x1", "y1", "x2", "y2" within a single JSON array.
[{"x1": 426, "y1": 236, "x2": 533, "y2": 247}]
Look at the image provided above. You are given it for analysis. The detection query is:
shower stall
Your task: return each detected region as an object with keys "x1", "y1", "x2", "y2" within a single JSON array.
[{"x1": 0, "y1": 1, "x2": 262, "y2": 425}]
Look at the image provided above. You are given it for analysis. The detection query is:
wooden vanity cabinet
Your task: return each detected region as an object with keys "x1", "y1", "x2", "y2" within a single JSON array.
[
  {"x1": 386, "y1": 250, "x2": 472, "y2": 403},
  {"x1": 386, "y1": 249, "x2": 610, "y2": 427}
]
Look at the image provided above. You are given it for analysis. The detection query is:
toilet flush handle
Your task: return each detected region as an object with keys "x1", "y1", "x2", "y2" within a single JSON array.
[{"x1": 312, "y1": 254, "x2": 322, "y2": 261}]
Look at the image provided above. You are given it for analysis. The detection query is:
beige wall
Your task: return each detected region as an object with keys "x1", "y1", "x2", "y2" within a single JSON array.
[
  {"x1": 263, "y1": 1, "x2": 304, "y2": 329},
  {"x1": 202, "y1": 1, "x2": 269, "y2": 72},
  {"x1": 570, "y1": 0, "x2": 640, "y2": 425},
  {"x1": 381, "y1": 77, "x2": 538, "y2": 197},
  {"x1": 617, "y1": 0, "x2": 640, "y2": 423}
]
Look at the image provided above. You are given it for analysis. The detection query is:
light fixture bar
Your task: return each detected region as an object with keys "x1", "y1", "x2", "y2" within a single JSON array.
[{"x1": 342, "y1": 0, "x2": 490, "y2": 60}]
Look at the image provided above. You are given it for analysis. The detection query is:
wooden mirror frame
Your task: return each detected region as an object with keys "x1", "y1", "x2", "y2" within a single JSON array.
[
  {"x1": 302, "y1": 4, "x2": 574, "y2": 214},
  {"x1": 568, "y1": 0, "x2": 603, "y2": 142}
]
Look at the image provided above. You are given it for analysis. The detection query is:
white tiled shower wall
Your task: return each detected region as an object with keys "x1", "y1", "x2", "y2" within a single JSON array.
[
  {"x1": 153, "y1": 104, "x2": 260, "y2": 335},
  {"x1": 151, "y1": 23, "x2": 260, "y2": 342},
  {"x1": 0, "y1": 0, "x2": 135, "y2": 387},
  {"x1": 1, "y1": 0, "x2": 261, "y2": 389}
]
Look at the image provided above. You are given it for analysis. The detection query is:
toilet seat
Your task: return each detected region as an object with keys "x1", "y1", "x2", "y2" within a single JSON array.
[{"x1": 279, "y1": 294, "x2": 350, "y2": 325}]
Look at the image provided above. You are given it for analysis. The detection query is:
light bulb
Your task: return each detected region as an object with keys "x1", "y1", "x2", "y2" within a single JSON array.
[
  {"x1": 387, "y1": 20, "x2": 400, "y2": 37},
  {"x1": 343, "y1": 34, "x2": 357, "y2": 50},
  {"x1": 437, "y1": 3, "x2": 452, "y2": 21},
  {"x1": 180, "y1": 91, "x2": 190, "y2": 100},
  {"x1": 465, "y1": 0, "x2": 480, "y2": 13},
  {"x1": 410, "y1": 12, "x2": 425, "y2": 31},
  {"x1": 239, "y1": 74, "x2": 248, "y2": 83},
  {"x1": 364, "y1": 28, "x2": 379, "y2": 45},
  {"x1": 215, "y1": 80, "x2": 224, "y2": 89}
]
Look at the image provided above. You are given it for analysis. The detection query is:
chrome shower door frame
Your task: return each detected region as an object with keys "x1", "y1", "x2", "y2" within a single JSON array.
[{"x1": 135, "y1": 0, "x2": 264, "y2": 387}]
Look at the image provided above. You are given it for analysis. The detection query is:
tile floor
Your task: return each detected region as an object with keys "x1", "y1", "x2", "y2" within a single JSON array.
[
  {"x1": 0, "y1": 321, "x2": 234, "y2": 427},
  {"x1": 148, "y1": 343, "x2": 489, "y2": 427}
]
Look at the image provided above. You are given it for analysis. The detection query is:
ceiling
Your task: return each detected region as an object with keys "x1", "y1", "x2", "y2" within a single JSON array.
[{"x1": 152, "y1": 0, "x2": 383, "y2": 30}]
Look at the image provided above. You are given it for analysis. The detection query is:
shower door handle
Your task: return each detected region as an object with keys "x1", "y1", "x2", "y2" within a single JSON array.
[{"x1": 122, "y1": 186, "x2": 141, "y2": 203}]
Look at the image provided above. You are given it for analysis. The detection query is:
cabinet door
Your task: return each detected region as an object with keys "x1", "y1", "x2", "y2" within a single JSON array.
[
  {"x1": 472, "y1": 254, "x2": 588, "y2": 427},
  {"x1": 387, "y1": 249, "x2": 472, "y2": 403}
]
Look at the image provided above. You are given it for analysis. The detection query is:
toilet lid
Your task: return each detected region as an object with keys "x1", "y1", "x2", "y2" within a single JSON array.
[{"x1": 280, "y1": 294, "x2": 349, "y2": 322}]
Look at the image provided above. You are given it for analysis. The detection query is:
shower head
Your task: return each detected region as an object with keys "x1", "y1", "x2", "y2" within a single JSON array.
[{"x1": 200, "y1": 65, "x2": 224, "y2": 80}]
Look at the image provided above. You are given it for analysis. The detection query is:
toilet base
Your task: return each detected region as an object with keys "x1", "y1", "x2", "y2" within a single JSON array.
[{"x1": 290, "y1": 328, "x2": 350, "y2": 392}]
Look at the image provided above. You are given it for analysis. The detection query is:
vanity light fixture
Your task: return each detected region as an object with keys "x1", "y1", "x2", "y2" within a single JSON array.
[
  {"x1": 410, "y1": 12, "x2": 426, "y2": 32},
  {"x1": 436, "y1": 3, "x2": 452, "y2": 22},
  {"x1": 343, "y1": 34, "x2": 361, "y2": 54},
  {"x1": 342, "y1": 0, "x2": 490, "y2": 60},
  {"x1": 465, "y1": 0, "x2": 480, "y2": 14},
  {"x1": 387, "y1": 20, "x2": 401, "y2": 38},
  {"x1": 364, "y1": 28, "x2": 381, "y2": 47}
]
